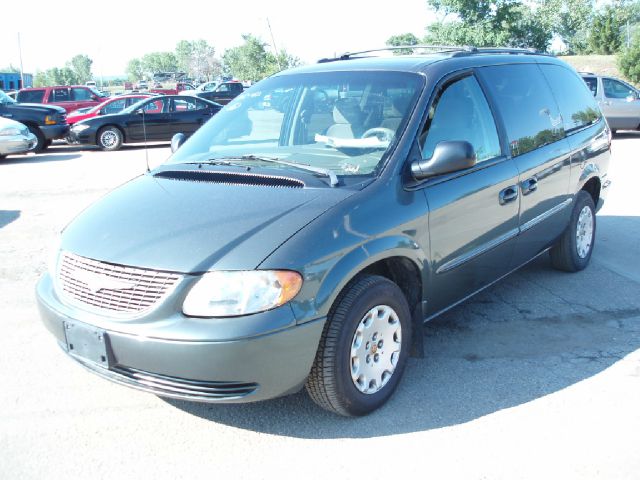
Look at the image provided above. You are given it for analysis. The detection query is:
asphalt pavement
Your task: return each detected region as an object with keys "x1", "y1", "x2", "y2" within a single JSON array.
[{"x1": 1, "y1": 137, "x2": 638, "y2": 479}]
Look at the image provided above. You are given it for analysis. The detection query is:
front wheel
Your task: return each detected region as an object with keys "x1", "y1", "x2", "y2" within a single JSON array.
[
  {"x1": 27, "y1": 126, "x2": 46, "y2": 153},
  {"x1": 97, "y1": 126, "x2": 123, "y2": 151},
  {"x1": 550, "y1": 190, "x2": 596, "y2": 272},
  {"x1": 306, "y1": 275, "x2": 412, "y2": 416}
]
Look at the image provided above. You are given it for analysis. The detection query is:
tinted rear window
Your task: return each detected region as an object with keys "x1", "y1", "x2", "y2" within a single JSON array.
[
  {"x1": 540, "y1": 65, "x2": 601, "y2": 134},
  {"x1": 478, "y1": 64, "x2": 564, "y2": 157},
  {"x1": 17, "y1": 90, "x2": 45, "y2": 103}
]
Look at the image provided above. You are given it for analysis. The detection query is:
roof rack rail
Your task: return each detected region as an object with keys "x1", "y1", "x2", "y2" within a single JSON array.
[
  {"x1": 317, "y1": 45, "x2": 549, "y2": 63},
  {"x1": 317, "y1": 45, "x2": 475, "y2": 63}
]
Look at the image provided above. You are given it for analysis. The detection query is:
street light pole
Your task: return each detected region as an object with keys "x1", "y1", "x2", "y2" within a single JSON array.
[{"x1": 18, "y1": 32, "x2": 25, "y2": 88}]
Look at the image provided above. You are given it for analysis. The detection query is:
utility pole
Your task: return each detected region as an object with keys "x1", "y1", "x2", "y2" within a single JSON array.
[
  {"x1": 266, "y1": 18, "x2": 282, "y2": 69},
  {"x1": 18, "y1": 32, "x2": 25, "y2": 88}
]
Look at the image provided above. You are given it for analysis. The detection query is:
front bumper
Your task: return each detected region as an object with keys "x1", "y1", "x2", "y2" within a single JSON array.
[
  {"x1": 36, "y1": 273, "x2": 325, "y2": 403},
  {"x1": 40, "y1": 124, "x2": 70, "y2": 140},
  {"x1": 0, "y1": 132, "x2": 37, "y2": 155},
  {"x1": 67, "y1": 127, "x2": 94, "y2": 145}
]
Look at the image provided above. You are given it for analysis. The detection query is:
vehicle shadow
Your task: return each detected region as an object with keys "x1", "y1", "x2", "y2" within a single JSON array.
[
  {"x1": 613, "y1": 131, "x2": 640, "y2": 140},
  {"x1": 1, "y1": 153, "x2": 83, "y2": 164},
  {"x1": 0, "y1": 210, "x2": 20, "y2": 229},
  {"x1": 165, "y1": 216, "x2": 640, "y2": 439}
]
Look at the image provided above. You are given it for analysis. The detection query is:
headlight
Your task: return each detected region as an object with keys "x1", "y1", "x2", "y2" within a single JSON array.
[
  {"x1": 0, "y1": 127, "x2": 22, "y2": 136},
  {"x1": 183, "y1": 270, "x2": 303, "y2": 317},
  {"x1": 44, "y1": 115, "x2": 57, "y2": 125},
  {"x1": 72, "y1": 124, "x2": 91, "y2": 132}
]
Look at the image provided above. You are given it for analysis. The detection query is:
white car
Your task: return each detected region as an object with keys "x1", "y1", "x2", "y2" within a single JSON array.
[
  {"x1": 0, "y1": 117, "x2": 37, "y2": 159},
  {"x1": 179, "y1": 81, "x2": 218, "y2": 96}
]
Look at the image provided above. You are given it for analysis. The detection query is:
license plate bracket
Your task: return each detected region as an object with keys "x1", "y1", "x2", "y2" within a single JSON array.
[{"x1": 64, "y1": 322, "x2": 110, "y2": 368}]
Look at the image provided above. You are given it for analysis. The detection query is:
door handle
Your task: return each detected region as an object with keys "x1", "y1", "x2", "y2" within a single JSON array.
[
  {"x1": 521, "y1": 176, "x2": 538, "y2": 195},
  {"x1": 499, "y1": 186, "x2": 519, "y2": 205}
]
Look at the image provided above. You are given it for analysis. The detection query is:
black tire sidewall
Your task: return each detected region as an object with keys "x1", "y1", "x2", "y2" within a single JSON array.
[
  {"x1": 332, "y1": 278, "x2": 412, "y2": 416},
  {"x1": 98, "y1": 127, "x2": 122, "y2": 151},
  {"x1": 567, "y1": 191, "x2": 596, "y2": 270},
  {"x1": 27, "y1": 126, "x2": 46, "y2": 152}
]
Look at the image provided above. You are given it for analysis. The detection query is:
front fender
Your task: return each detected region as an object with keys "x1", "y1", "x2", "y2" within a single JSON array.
[{"x1": 288, "y1": 235, "x2": 427, "y2": 324}]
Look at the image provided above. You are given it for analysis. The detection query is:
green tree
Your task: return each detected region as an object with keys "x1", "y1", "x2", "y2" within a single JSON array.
[
  {"x1": 175, "y1": 40, "x2": 194, "y2": 73},
  {"x1": 423, "y1": 0, "x2": 553, "y2": 51},
  {"x1": 550, "y1": 0, "x2": 594, "y2": 54},
  {"x1": 1, "y1": 64, "x2": 20, "y2": 73},
  {"x1": 386, "y1": 33, "x2": 420, "y2": 54},
  {"x1": 33, "y1": 70, "x2": 47, "y2": 87},
  {"x1": 618, "y1": 34, "x2": 640, "y2": 83},
  {"x1": 141, "y1": 52, "x2": 178, "y2": 77},
  {"x1": 126, "y1": 58, "x2": 144, "y2": 82},
  {"x1": 223, "y1": 35, "x2": 299, "y2": 82},
  {"x1": 44, "y1": 67, "x2": 78, "y2": 85},
  {"x1": 68, "y1": 54, "x2": 93, "y2": 84},
  {"x1": 589, "y1": 7, "x2": 623, "y2": 54}
]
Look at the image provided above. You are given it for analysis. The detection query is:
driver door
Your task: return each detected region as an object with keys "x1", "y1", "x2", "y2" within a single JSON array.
[{"x1": 418, "y1": 73, "x2": 520, "y2": 317}]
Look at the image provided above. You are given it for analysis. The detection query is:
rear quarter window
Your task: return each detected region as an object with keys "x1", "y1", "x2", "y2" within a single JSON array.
[
  {"x1": 540, "y1": 65, "x2": 601, "y2": 135},
  {"x1": 17, "y1": 89, "x2": 45, "y2": 103},
  {"x1": 478, "y1": 64, "x2": 565, "y2": 157}
]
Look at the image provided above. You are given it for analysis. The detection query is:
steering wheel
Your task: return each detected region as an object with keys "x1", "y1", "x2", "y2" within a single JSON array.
[{"x1": 361, "y1": 127, "x2": 395, "y2": 142}]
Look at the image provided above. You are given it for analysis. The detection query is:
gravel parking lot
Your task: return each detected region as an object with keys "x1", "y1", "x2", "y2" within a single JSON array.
[{"x1": 1, "y1": 137, "x2": 639, "y2": 479}]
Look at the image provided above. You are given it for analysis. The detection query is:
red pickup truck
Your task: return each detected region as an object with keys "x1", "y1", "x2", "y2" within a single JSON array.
[
  {"x1": 150, "y1": 82, "x2": 195, "y2": 95},
  {"x1": 16, "y1": 86, "x2": 108, "y2": 113}
]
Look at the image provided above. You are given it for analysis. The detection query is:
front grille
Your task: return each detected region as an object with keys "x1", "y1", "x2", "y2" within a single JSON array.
[
  {"x1": 111, "y1": 366, "x2": 258, "y2": 399},
  {"x1": 57, "y1": 252, "x2": 181, "y2": 316}
]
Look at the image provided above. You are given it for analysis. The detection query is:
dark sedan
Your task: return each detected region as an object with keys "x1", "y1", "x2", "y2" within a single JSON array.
[{"x1": 68, "y1": 95, "x2": 221, "y2": 151}]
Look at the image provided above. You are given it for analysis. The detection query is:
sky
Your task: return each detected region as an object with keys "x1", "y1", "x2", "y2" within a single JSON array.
[{"x1": 1, "y1": 0, "x2": 433, "y2": 77}]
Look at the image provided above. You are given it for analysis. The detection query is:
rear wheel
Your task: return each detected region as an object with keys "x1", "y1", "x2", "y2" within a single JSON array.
[
  {"x1": 550, "y1": 190, "x2": 596, "y2": 272},
  {"x1": 27, "y1": 126, "x2": 46, "y2": 153},
  {"x1": 306, "y1": 275, "x2": 412, "y2": 416},
  {"x1": 97, "y1": 126, "x2": 123, "y2": 151}
]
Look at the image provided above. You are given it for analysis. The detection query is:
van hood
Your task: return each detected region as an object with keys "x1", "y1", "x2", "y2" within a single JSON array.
[{"x1": 60, "y1": 168, "x2": 356, "y2": 273}]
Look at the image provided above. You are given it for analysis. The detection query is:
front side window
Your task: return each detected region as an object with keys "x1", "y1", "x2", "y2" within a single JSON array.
[
  {"x1": 71, "y1": 87, "x2": 92, "y2": 101},
  {"x1": 603, "y1": 78, "x2": 637, "y2": 99},
  {"x1": 168, "y1": 71, "x2": 423, "y2": 177},
  {"x1": 172, "y1": 97, "x2": 197, "y2": 112},
  {"x1": 478, "y1": 64, "x2": 564, "y2": 157},
  {"x1": 420, "y1": 75, "x2": 501, "y2": 163}
]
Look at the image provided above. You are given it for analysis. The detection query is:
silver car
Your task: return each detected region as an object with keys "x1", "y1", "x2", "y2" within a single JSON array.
[
  {"x1": 0, "y1": 117, "x2": 37, "y2": 159},
  {"x1": 582, "y1": 73, "x2": 640, "y2": 133}
]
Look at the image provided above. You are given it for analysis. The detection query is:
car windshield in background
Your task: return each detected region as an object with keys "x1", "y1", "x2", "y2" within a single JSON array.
[
  {"x1": 0, "y1": 91, "x2": 16, "y2": 104},
  {"x1": 168, "y1": 71, "x2": 423, "y2": 177}
]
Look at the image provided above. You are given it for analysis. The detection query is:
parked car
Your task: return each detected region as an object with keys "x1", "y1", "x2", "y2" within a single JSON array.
[
  {"x1": 581, "y1": 73, "x2": 640, "y2": 133},
  {"x1": 66, "y1": 94, "x2": 153, "y2": 125},
  {"x1": 136, "y1": 81, "x2": 148, "y2": 90},
  {"x1": 16, "y1": 86, "x2": 108, "y2": 113},
  {"x1": 179, "y1": 81, "x2": 217, "y2": 96},
  {"x1": 0, "y1": 117, "x2": 37, "y2": 159},
  {"x1": 37, "y1": 48, "x2": 611, "y2": 416},
  {"x1": 0, "y1": 89, "x2": 68, "y2": 152},
  {"x1": 150, "y1": 82, "x2": 195, "y2": 95},
  {"x1": 67, "y1": 95, "x2": 221, "y2": 150},
  {"x1": 191, "y1": 81, "x2": 244, "y2": 104}
]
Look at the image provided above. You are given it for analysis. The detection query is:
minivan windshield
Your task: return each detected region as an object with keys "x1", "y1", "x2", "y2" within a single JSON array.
[{"x1": 167, "y1": 71, "x2": 423, "y2": 177}]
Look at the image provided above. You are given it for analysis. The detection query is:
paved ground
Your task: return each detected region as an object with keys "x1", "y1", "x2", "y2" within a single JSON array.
[{"x1": 1, "y1": 136, "x2": 639, "y2": 479}]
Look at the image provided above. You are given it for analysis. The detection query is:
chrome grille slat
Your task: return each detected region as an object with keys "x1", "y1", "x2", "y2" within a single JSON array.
[{"x1": 57, "y1": 252, "x2": 182, "y2": 317}]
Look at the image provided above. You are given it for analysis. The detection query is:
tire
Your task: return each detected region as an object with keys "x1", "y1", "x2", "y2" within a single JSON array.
[
  {"x1": 27, "y1": 125, "x2": 46, "y2": 153},
  {"x1": 306, "y1": 275, "x2": 412, "y2": 416},
  {"x1": 97, "y1": 126, "x2": 123, "y2": 151},
  {"x1": 550, "y1": 190, "x2": 596, "y2": 272},
  {"x1": 44, "y1": 139, "x2": 52, "y2": 148}
]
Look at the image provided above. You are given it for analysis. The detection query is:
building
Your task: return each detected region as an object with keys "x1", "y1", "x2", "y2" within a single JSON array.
[{"x1": 0, "y1": 72, "x2": 33, "y2": 91}]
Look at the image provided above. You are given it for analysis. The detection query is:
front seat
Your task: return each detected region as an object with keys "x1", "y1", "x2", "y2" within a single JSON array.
[{"x1": 326, "y1": 98, "x2": 364, "y2": 139}]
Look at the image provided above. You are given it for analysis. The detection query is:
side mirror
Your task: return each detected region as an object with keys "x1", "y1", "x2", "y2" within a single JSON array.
[
  {"x1": 626, "y1": 93, "x2": 637, "y2": 102},
  {"x1": 135, "y1": 108, "x2": 145, "y2": 115},
  {"x1": 171, "y1": 133, "x2": 186, "y2": 153},
  {"x1": 411, "y1": 141, "x2": 477, "y2": 180}
]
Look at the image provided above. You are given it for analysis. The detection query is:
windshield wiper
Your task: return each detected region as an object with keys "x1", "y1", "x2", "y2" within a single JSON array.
[{"x1": 218, "y1": 154, "x2": 339, "y2": 187}]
